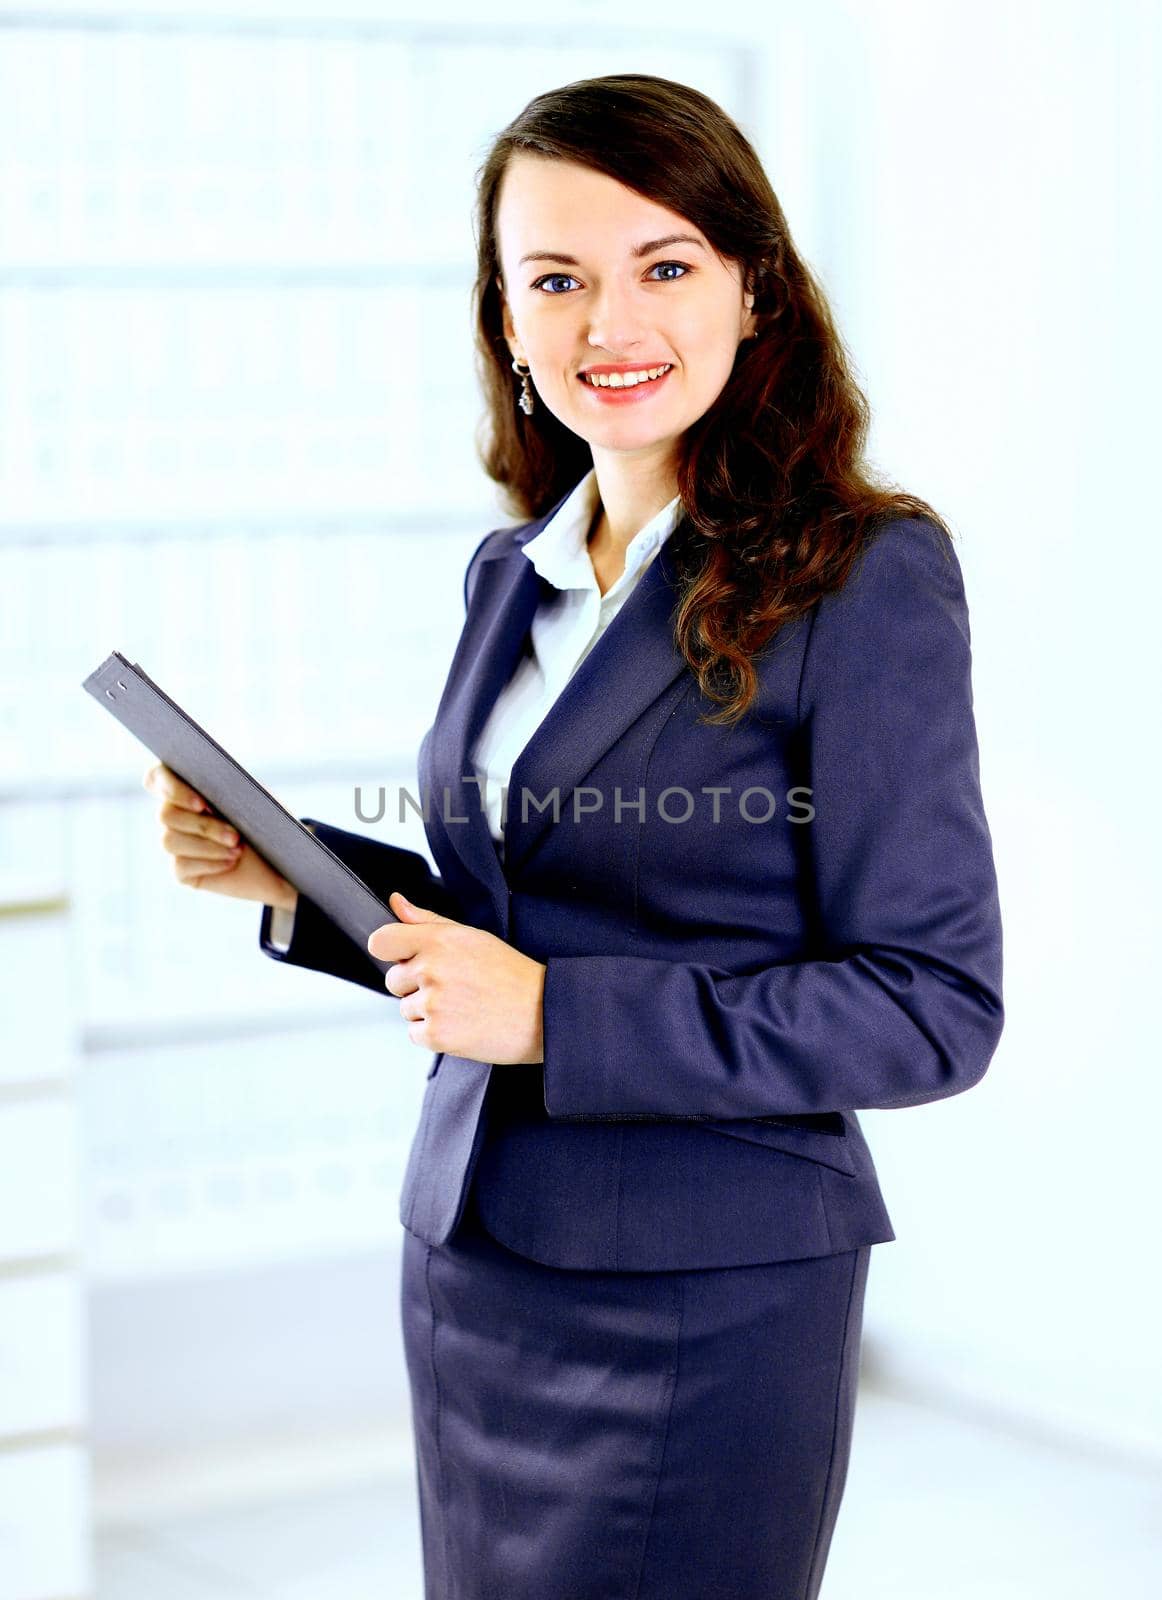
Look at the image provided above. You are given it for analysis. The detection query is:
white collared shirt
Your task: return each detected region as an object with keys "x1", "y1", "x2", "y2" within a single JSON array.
[
  {"x1": 266, "y1": 468, "x2": 682, "y2": 946},
  {"x1": 470, "y1": 467, "x2": 683, "y2": 857}
]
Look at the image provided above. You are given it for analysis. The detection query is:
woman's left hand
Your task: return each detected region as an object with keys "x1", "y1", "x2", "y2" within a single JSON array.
[{"x1": 368, "y1": 892, "x2": 545, "y2": 1065}]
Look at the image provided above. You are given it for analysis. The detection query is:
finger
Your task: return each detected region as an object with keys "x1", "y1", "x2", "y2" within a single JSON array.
[
  {"x1": 147, "y1": 763, "x2": 209, "y2": 815},
  {"x1": 159, "y1": 801, "x2": 241, "y2": 849},
  {"x1": 158, "y1": 799, "x2": 238, "y2": 839},
  {"x1": 389, "y1": 891, "x2": 445, "y2": 922},
  {"x1": 368, "y1": 923, "x2": 420, "y2": 961},
  {"x1": 162, "y1": 825, "x2": 243, "y2": 862},
  {"x1": 385, "y1": 964, "x2": 421, "y2": 998},
  {"x1": 174, "y1": 856, "x2": 238, "y2": 885}
]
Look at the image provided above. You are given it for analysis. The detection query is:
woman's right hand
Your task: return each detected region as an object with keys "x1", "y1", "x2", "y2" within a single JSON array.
[{"x1": 143, "y1": 761, "x2": 298, "y2": 912}]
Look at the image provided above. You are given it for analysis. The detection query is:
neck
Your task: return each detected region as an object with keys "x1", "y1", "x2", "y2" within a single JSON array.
[{"x1": 587, "y1": 453, "x2": 678, "y2": 558}]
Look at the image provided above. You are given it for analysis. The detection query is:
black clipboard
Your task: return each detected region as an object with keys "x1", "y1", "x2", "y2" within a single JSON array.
[{"x1": 82, "y1": 651, "x2": 397, "y2": 973}]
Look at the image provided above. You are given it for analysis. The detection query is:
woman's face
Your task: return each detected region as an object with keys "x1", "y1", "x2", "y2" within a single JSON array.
[{"x1": 495, "y1": 154, "x2": 756, "y2": 467}]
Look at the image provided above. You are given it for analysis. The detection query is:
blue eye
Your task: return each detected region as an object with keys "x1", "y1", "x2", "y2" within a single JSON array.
[
  {"x1": 532, "y1": 273, "x2": 581, "y2": 294},
  {"x1": 530, "y1": 262, "x2": 692, "y2": 293}
]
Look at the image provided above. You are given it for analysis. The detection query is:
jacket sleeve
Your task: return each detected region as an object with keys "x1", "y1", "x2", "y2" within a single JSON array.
[
  {"x1": 257, "y1": 527, "x2": 498, "y2": 995},
  {"x1": 540, "y1": 518, "x2": 1005, "y2": 1119},
  {"x1": 258, "y1": 817, "x2": 465, "y2": 995}
]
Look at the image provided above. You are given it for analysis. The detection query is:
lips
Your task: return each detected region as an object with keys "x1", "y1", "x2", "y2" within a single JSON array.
[
  {"x1": 576, "y1": 365, "x2": 675, "y2": 403},
  {"x1": 579, "y1": 363, "x2": 673, "y2": 378}
]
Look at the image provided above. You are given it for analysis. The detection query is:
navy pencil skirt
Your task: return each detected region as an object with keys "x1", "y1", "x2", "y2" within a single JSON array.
[{"x1": 400, "y1": 1184, "x2": 872, "y2": 1600}]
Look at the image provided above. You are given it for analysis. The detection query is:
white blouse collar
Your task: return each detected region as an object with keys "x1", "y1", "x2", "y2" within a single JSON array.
[{"x1": 521, "y1": 467, "x2": 683, "y2": 596}]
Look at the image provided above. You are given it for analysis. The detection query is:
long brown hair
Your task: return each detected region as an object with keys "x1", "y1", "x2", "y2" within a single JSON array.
[{"x1": 471, "y1": 73, "x2": 954, "y2": 726}]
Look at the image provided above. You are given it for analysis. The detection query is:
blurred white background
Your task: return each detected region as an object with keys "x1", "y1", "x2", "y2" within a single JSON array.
[{"x1": 1, "y1": 1, "x2": 1159, "y2": 1596}]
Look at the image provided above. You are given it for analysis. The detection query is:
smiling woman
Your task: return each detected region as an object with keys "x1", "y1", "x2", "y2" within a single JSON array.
[
  {"x1": 243, "y1": 70, "x2": 1003, "y2": 1600},
  {"x1": 490, "y1": 155, "x2": 761, "y2": 582},
  {"x1": 472, "y1": 75, "x2": 955, "y2": 727}
]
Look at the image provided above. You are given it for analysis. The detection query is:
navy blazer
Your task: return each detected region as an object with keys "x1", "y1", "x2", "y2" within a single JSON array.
[{"x1": 260, "y1": 485, "x2": 1004, "y2": 1270}]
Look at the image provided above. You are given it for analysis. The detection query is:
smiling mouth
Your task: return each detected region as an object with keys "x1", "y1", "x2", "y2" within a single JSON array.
[{"x1": 578, "y1": 364, "x2": 674, "y2": 389}]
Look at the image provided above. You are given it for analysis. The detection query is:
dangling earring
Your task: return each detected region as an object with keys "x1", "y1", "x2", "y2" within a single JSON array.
[{"x1": 511, "y1": 356, "x2": 535, "y2": 416}]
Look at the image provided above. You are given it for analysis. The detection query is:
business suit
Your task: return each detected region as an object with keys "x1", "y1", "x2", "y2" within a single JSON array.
[{"x1": 259, "y1": 481, "x2": 1003, "y2": 1596}]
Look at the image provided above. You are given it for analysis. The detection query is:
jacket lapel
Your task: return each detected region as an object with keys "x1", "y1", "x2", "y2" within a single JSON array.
[
  {"x1": 502, "y1": 536, "x2": 689, "y2": 875},
  {"x1": 422, "y1": 501, "x2": 692, "y2": 906}
]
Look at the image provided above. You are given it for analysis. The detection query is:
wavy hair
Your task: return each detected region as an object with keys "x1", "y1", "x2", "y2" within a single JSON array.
[{"x1": 471, "y1": 73, "x2": 954, "y2": 726}]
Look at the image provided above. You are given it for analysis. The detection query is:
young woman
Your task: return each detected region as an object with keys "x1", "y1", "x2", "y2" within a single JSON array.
[{"x1": 147, "y1": 74, "x2": 1003, "y2": 1600}]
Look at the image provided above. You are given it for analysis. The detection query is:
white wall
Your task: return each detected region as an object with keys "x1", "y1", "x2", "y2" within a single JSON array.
[{"x1": 750, "y1": 0, "x2": 1161, "y2": 1458}]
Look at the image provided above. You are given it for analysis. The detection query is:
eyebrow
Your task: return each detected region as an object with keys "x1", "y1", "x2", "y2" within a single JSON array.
[{"x1": 517, "y1": 233, "x2": 708, "y2": 268}]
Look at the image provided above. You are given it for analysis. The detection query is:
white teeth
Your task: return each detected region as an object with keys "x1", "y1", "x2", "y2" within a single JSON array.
[{"x1": 583, "y1": 364, "x2": 672, "y2": 388}]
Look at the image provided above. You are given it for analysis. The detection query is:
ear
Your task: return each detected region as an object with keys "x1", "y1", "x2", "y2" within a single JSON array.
[
  {"x1": 740, "y1": 266, "x2": 759, "y2": 341},
  {"x1": 498, "y1": 287, "x2": 520, "y2": 351}
]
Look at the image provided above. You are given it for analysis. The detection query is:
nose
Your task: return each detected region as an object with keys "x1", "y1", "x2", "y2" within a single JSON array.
[{"x1": 586, "y1": 279, "x2": 645, "y2": 356}]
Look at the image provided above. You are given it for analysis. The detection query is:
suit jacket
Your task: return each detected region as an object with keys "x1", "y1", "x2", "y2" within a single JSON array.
[{"x1": 259, "y1": 485, "x2": 1004, "y2": 1270}]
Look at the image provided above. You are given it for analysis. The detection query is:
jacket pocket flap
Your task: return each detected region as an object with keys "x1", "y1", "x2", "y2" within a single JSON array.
[{"x1": 701, "y1": 1115, "x2": 858, "y2": 1175}]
